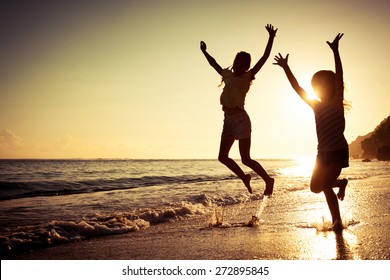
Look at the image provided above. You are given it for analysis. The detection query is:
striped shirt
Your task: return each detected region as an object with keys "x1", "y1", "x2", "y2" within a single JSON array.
[{"x1": 312, "y1": 101, "x2": 348, "y2": 152}]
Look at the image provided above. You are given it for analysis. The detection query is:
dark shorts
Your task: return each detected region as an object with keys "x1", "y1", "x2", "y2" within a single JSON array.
[
  {"x1": 316, "y1": 148, "x2": 349, "y2": 168},
  {"x1": 221, "y1": 111, "x2": 251, "y2": 141}
]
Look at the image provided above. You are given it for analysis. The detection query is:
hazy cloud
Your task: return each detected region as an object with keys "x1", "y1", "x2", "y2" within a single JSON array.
[
  {"x1": 57, "y1": 133, "x2": 73, "y2": 150},
  {"x1": 0, "y1": 128, "x2": 23, "y2": 151}
]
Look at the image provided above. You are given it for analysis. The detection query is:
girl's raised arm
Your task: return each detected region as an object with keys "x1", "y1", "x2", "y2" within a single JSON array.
[
  {"x1": 327, "y1": 33, "x2": 344, "y2": 106},
  {"x1": 251, "y1": 24, "x2": 277, "y2": 77},
  {"x1": 200, "y1": 41, "x2": 223, "y2": 75},
  {"x1": 273, "y1": 53, "x2": 313, "y2": 107}
]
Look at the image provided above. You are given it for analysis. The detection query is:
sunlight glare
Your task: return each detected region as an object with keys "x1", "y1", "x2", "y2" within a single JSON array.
[
  {"x1": 303, "y1": 229, "x2": 360, "y2": 260},
  {"x1": 302, "y1": 80, "x2": 320, "y2": 101},
  {"x1": 306, "y1": 90, "x2": 320, "y2": 101},
  {"x1": 279, "y1": 156, "x2": 315, "y2": 177}
]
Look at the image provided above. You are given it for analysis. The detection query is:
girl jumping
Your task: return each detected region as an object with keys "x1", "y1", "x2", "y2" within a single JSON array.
[
  {"x1": 200, "y1": 24, "x2": 277, "y2": 196},
  {"x1": 274, "y1": 33, "x2": 349, "y2": 231}
]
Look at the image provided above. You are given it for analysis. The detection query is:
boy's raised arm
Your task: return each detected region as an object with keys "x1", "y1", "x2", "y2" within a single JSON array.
[
  {"x1": 251, "y1": 24, "x2": 278, "y2": 76},
  {"x1": 200, "y1": 41, "x2": 223, "y2": 75}
]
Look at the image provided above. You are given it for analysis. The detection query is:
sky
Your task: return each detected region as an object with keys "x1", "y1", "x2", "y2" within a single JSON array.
[{"x1": 0, "y1": 0, "x2": 389, "y2": 159}]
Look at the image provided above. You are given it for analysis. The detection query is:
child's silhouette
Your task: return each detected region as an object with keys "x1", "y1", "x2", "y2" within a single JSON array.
[
  {"x1": 200, "y1": 24, "x2": 277, "y2": 196},
  {"x1": 274, "y1": 33, "x2": 349, "y2": 231}
]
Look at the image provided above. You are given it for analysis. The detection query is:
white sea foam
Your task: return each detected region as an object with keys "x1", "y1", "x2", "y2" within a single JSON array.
[
  {"x1": 0, "y1": 200, "x2": 214, "y2": 256},
  {"x1": 1, "y1": 159, "x2": 388, "y2": 258}
]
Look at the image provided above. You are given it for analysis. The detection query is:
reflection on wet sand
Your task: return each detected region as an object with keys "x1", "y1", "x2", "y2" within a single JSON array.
[
  {"x1": 335, "y1": 231, "x2": 359, "y2": 260},
  {"x1": 302, "y1": 230, "x2": 360, "y2": 260}
]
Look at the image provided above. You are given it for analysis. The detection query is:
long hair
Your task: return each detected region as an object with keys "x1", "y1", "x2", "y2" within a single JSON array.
[{"x1": 219, "y1": 51, "x2": 252, "y2": 87}]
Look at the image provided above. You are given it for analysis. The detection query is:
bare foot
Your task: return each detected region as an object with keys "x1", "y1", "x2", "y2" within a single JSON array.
[
  {"x1": 247, "y1": 215, "x2": 259, "y2": 227},
  {"x1": 337, "y1": 178, "x2": 348, "y2": 201},
  {"x1": 243, "y1": 174, "x2": 252, "y2": 194},
  {"x1": 263, "y1": 177, "x2": 274, "y2": 197}
]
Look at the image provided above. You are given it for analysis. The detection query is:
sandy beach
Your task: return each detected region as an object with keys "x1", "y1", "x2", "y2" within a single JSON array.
[
  {"x1": 1, "y1": 159, "x2": 389, "y2": 262},
  {"x1": 10, "y1": 176, "x2": 390, "y2": 260}
]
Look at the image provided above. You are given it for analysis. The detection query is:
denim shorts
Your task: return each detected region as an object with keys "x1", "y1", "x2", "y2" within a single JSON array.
[{"x1": 221, "y1": 111, "x2": 251, "y2": 141}]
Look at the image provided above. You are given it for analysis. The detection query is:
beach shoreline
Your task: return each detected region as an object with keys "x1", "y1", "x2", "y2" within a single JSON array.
[
  {"x1": 1, "y1": 160, "x2": 389, "y2": 261},
  {"x1": 8, "y1": 192, "x2": 390, "y2": 260}
]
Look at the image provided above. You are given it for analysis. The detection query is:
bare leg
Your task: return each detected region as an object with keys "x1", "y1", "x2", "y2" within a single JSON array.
[
  {"x1": 218, "y1": 137, "x2": 252, "y2": 193},
  {"x1": 335, "y1": 178, "x2": 348, "y2": 201},
  {"x1": 323, "y1": 188, "x2": 343, "y2": 231},
  {"x1": 310, "y1": 158, "x2": 344, "y2": 231},
  {"x1": 310, "y1": 157, "x2": 326, "y2": 194},
  {"x1": 312, "y1": 155, "x2": 348, "y2": 200},
  {"x1": 322, "y1": 163, "x2": 344, "y2": 229},
  {"x1": 239, "y1": 138, "x2": 274, "y2": 196}
]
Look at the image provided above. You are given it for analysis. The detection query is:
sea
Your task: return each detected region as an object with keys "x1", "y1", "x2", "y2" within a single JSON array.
[{"x1": 0, "y1": 158, "x2": 389, "y2": 257}]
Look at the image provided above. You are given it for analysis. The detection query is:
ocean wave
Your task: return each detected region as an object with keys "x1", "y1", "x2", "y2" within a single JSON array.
[
  {"x1": 0, "y1": 217, "x2": 150, "y2": 257},
  {"x1": 187, "y1": 192, "x2": 261, "y2": 206},
  {"x1": 0, "y1": 191, "x2": 262, "y2": 257},
  {"x1": 0, "y1": 174, "x2": 233, "y2": 201},
  {"x1": 0, "y1": 203, "x2": 198, "y2": 257}
]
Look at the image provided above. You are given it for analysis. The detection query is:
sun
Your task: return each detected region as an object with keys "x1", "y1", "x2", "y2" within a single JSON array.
[
  {"x1": 306, "y1": 89, "x2": 320, "y2": 101},
  {"x1": 301, "y1": 81, "x2": 320, "y2": 101}
]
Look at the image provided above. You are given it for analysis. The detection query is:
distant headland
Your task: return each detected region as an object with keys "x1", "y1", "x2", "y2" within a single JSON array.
[{"x1": 349, "y1": 116, "x2": 390, "y2": 161}]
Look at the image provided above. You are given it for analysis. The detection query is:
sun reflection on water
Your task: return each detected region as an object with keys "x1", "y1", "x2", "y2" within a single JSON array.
[
  {"x1": 298, "y1": 211, "x2": 361, "y2": 260},
  {"x1": 279, "y1": 156, "x2": 315, "y2": 177}
]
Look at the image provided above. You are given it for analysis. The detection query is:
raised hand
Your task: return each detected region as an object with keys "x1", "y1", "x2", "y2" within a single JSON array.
[
  {"x1": 200, "y1": 41, "x2": 207, "y2": 52},
  {"x1": 327, "y1": 33, "x2": 344, "y2": 51},
  {"x1": 273, "y1": 53, "x2": 289, "y2": 68},
  {"x1": 265, "y1": 24, "x2": 278, "y2": 37}
]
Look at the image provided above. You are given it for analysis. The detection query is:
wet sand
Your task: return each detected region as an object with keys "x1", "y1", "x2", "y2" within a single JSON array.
[
  {"x1": 11, "y1": 181, "x2": 390, "y2": 260},
  {"x1": 2, "y1": 174, "x2": 388, "y2": 260}
]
